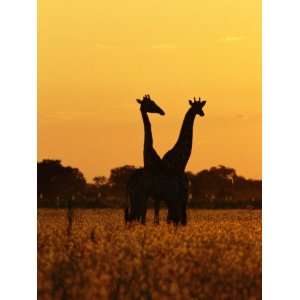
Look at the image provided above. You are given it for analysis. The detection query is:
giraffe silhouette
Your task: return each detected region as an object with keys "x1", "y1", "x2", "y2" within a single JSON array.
[
  {"x1": 125, "y1": 96, "x2": 206, "y2": 225},
  {"x1": 150, "y1": 97, "x2": 207, "y2": 225},
  {"x1": 125, "y1": 95, "x2": 187, "y2": 224},
  {"x1": 159, "y1": 97, "x2": 206, "y2": 224},
  {"x1": 136, "y1": 94, "x2": 165, "y2": 172},
  {"x1": 162, "y1": 97, "x2": 206, "y2": 173},
  {"x1": 125, "y1": 95, "x2": 165, "y2": 223}
]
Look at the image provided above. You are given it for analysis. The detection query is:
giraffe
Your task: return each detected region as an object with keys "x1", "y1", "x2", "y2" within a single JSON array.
[
  {"x1": 162, "y1": 97, "x2": 206, "y2": 174},
  {"x1": 158, "y1": 97, "x2": 206, "y2": 224},
  {"x1": 136, "y1": 94, "x2": 165, "y2": 172},
  {"x1": 125, "y1": 96, "x2": 200, "y2": 225},
  {"x1": 135, "y1": 95, "x2": 190, "y2": 224},
  {"x1": 125, "y1": 96, "x2": 206, "y2": 225},
  {"x1": 125, "y1": 95, "x2": 165, "y2": 224}
]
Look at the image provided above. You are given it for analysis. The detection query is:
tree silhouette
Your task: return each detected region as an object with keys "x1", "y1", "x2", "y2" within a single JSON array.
[
  {"x1": 37, "y1": 160, "x2": 261, "y2": 210},
  {"x1": 93, "y1": 176, "x2": 107, "y2": 187},
  {"x1": 189, "y1": 165, "x2": 261, "y2": 208},
  {"x1": 108, "y1": 165, "x2": 137, "y2": 195},
  {"x1": 37, "y1": 160, "x2": 86, "y2": 207}
]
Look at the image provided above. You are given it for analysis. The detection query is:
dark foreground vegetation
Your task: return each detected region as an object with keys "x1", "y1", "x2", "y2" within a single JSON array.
[
  {"x1": 38, "y1": 160, "x2": 261, "y2": 209},
  {"x1": 38, "y1": 209, "x2": 261, "y2": 300}
]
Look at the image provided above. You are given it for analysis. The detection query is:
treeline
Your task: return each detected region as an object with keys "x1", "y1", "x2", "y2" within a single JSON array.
[{"x1": 38, "y1": 160, "x2": 261, "y2": 209}]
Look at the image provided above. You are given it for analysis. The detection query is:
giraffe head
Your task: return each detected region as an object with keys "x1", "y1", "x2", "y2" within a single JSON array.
[
  {"x1": 189, "y1": 97, "x2": 206, "y2": 116},
  {"x1": 136, "y1": 94, "x2": 165, "y2": 115}
]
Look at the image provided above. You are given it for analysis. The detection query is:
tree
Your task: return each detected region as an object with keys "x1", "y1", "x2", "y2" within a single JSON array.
[
  {"x1": 93, "y1": 176, "x2": 107, "y2": 187},
  {"x1": 190, "y1": 165, "x2": 237, "y2": 208},
  {"x1": 108, "y1": 165, "x2": 138, "y2": 198},
  {"x1": 109, "y1": 166, "x2": 137, "y2": 187},
  {"x1": 37, "y1": 160, "x2": 261, "y2": 209},
  {"x1": 37, "y1": 160, "x2": 86, "y2": 207}
]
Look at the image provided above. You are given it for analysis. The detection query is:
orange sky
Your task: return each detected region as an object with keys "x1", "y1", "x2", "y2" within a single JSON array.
[{"x1": 38, "y1": 0, "x2": 261, "y2": 182}]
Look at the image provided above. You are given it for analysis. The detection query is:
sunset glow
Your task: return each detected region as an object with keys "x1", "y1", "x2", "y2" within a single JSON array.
[{"x1": 38, "y1": 0, "x2": 261, "y2": 181}]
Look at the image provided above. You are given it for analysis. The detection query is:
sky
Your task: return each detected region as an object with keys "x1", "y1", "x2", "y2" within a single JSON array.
[{"x1": 38, "y1": 0, "x2": 261, "y2": 182}]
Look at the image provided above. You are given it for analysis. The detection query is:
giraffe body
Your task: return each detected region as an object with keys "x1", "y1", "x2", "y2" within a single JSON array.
[{"x1": 126, "y1": 169, "x2": 188, "y2": 225}]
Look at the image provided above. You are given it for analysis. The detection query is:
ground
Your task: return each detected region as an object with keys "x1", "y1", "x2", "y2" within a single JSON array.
[{"x1": 38, "y1": 209, "x2": 261, "y2": 300}]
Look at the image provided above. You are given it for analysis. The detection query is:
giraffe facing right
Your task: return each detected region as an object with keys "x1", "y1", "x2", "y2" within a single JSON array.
[
  {"x1": 125, "y1": 94, "x2": 166, "y2": 223},
  {"x1": 162, "y1": 97, "x2": 206, "y2": 174},
  {"x1": 136, "y1": 94, "x2": 165, "y2": 173}
]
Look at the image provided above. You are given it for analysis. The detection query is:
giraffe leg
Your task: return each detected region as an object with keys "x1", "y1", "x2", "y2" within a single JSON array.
[
  {"x1": 126, "y1": 194, "x2": 134, "y2": 223},
  {"x1": 166, "y1": 202, "x2": 172, "y2": 224},
  {"x1": 124, "y1": 207, "x2": 129, "y2": 224},
  {"x1": 131, "y1": 192, "x2": 141, "y2": 222},
  {"x1": 154, "y1": 198, "x2": 160, "y2": 224},
  {"x1": 139, "y1": 194, "x2": 148, "y2": 225},
  {"x1": 173, "y1": 207, "x2": 180, "y2": 225},
  {"x1": 168, "y1": 201, "x2": 176, "y2": 224},
  {"x1": 180, "y1": 190, "x2": 188, "y2": 225},
  {"x1": 180, "y1": 201, "x2": 187, "y2": 225}
]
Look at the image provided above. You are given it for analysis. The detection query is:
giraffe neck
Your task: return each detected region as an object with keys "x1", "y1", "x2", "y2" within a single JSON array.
[
  {"x1": 162, "y1": 108, "x2": 196, "y2": 173},
  {"x1": 141, "y1": 109, "x2": 153, "y2": 148},
  {"x1": 175, "y1": 108, "x2": 196, "y2": 150},
  {"x1": 140, "y1": 109, "x2": 162, "y2": 171}
]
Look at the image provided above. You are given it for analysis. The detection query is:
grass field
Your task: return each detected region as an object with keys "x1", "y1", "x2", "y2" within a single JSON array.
[{"x1": 38, "y1": 209, "x2": 261, "y2": 300}]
